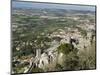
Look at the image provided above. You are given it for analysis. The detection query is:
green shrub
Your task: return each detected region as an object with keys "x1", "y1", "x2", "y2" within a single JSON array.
[
  {"x1": 63, "y1": 51, "x2": 79, "y2": 70},
  {"x1": 57, "y1": 43, "x2": 80, "y2": 70},
  {"x1": 57, "y1": 43, "x2": 73, "y2": 55},
  {"x1": 31, "y1": 67, "x2": 44, "y2": 73},
  {"x1": 55, "y1": 64, "x2": 63, "y2": 71}
]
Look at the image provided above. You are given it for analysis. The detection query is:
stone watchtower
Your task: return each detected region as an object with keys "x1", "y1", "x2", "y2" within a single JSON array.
[{"x1": 36, "y1": 49, "x2": 41, "y2": 58}]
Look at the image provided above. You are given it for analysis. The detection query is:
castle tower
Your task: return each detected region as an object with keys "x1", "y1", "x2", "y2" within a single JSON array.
[{"x1": 36, "y1": 49, "x2": 41, "y2": 58}]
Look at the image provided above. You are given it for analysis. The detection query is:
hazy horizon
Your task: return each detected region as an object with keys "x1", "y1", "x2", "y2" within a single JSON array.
[{"x1": 12, "y1": 1, "x2": 95, "y2": 11}]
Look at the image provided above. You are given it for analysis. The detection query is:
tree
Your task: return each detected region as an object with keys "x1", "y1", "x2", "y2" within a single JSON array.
[
  {"x1": 57, "y1": 43, "x2": 79, "y2": 70},
  {"x1": 57, "y1": 43, "x2": 73, "y2": 55}
]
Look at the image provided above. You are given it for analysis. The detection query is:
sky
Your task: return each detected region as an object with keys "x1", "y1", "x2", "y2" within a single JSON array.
[{"x1": 12, "y1": 1, "x2": 95, "y2": 11}]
